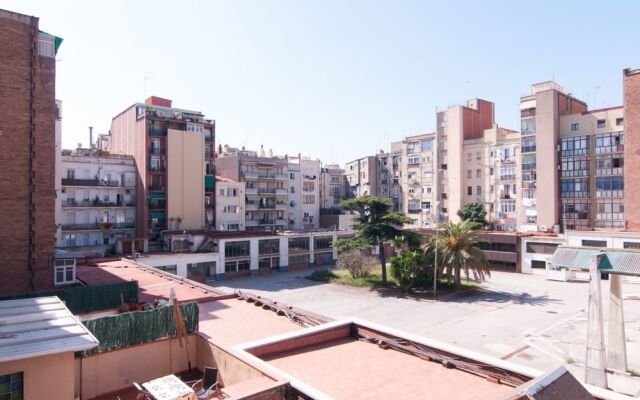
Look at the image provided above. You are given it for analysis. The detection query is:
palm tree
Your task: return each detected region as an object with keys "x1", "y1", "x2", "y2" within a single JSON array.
[{"x1": 428, "y1": 220, "x2": 490, "y2": 289}]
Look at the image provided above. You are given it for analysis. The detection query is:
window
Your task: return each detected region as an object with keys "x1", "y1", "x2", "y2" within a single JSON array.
[
  {"x1": 623, "y1": 242, "x2": 640, "y2": 249},
  {"x1": 225, "y1": 241, "x2": 250, "y2": 258},
  {"x1": 303, "y1": 195, "x2": 315, "y2": 204},
  {"x1": 0, "y1": 372, "x2": 23, "y2": 400},
  {"x1": 421, "y1": 201, "x2": 431, "y2": 209},
  {"x1": 408, "y1": 156, "x2": 420, "y2": 164},
  {"x1": 227, "y1": 223, "x2": 240, "y2": 231},
  {"x1": 582, "y1": 240, "x2": 607, "y2": 248},
  {"x1": 595, "y1": 176, "x2": 624, "y2": 197},
  {"x1": 407, "y1": 142, "x2": 416, "y2": 153},
  {"x1": 290, "y1": 172, "x2": 295, "y2": 179},
  {"x1": 186, "y1": 123, "x2": 204, "y2": 133},
  {"x1": 289, "y1": 237, "x2": 310, "y2": 252},
  {"x1": 467, "y1": 186, "x2": 472, "y2": 196},
  {"x1": 476, "y1": 186, "x2": 481, "y2": 195},
  {"x1": 289, "y1": 254, "x2": 309, "y2": 265},
  {"x1": 571, "y1": 123, "x2": 579, "y2": 131},
  {"x1": 526, "y1": 242, "x2": 559, "y2": 254},
  {"x1": 500, "y1": 200, "x2": 516, "y2": 213},
  {"x1": 467, "y1": 153, "x2": 472, "y2": 161},
  {"x1": 259, "y1": 239, "x2": 280, "y2": 255},
  {"x1": 314, "y1": 236, "x2": 333, "y2": 249},
  {"x1": 54, "y1": 259, "x2": 75, "y2": 285},
  {"x1": 561, "y1": 158, "x2": 589, "y2": 177},
  {"x1": 490, "y1": 167, "x2": 494, "y2": 176},
  {"x1": 500, "y1": 165, "x2": 516, "y2": 181},
  {"x1": 441, "y1": 164, "x2": 447, "y2": 170},
  {"x1": 224, "y1": 205, "x2": 239, "y2": 213},
  {"x1": 219, "y1": 189, "x2": 224, "y2": 196},
  {"x1": 421, "y1": 140, "x2": 433, "y2": 152},
  {"x1": 303, "y1": 181, "x2": 315, "y2": 192},
  {"x1": 66, "y1": 169, "x2": 75, "y2": 179},
  {"x1": 595, "y1": 131, "x2": 624, "y2": 154},
  {"x1": 521, "y1": 136, "x2": 536, "y2": 153},
  {"x1": 490, "y1": 185, "x2": 494, "y2": 193},
  {"x1": 560, "y1": 178, "x2": 589, "y2": 198},
  {"x1": 290, "y1": 186, "x2": 295, "y2": 193},
  {"x1": 467, "y1": 170, "x2": 472, "y2": 179},
  {"x1": 616, "y1": 117, "x2": 624, "y2": 126},
  {"x1": 531, "y1": 260, "x2": 547, "y2": 269},
  {"x1": 476, "y1": 152, "x2": 481, "y2": 160},
  {"x1": 226, "y1": 188, "x2": 238, "y2": 197},
  {"x1": 597, "y1": 119, "x2": 606, "y2": 129},
  {"x1": 561, "y1": 136, "x2": 589, "y2": 157},
  {"x1": 187, "y1": 263, "x2": 206, "y2": 278},
  {"x1": 476, "y1": 169, "x2": 481, "y2": 178}
]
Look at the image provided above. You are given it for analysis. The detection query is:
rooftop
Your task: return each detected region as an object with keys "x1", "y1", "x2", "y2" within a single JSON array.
[{"x1": 0, "y1": 297, "x2": 98, "y2": 362}]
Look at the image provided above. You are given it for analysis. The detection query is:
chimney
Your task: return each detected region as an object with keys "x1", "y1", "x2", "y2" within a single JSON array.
[{"x1": 89, "y1": 126, "x2": 93, "y2": 148}]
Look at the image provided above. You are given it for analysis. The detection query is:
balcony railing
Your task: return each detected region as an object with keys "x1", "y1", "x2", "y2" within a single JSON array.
[
  {"x1": 61, "y1": 222, "x2": 134, "y2": 231},
  {"x1": 521, "y1": 145, "x2": 537, "y2": 153},
  {"x1": 62, "y1": 178, "x2": 133, "y2": 188},
  {"x1": 149, "y1": 147, "x2": 163, "y2": 155},
  {"x1": 63, "y1": 199, "x2": 135, "y2": 208},
  {"x1": 148, "y1": 165, "x2": 165, "y2": 173}
]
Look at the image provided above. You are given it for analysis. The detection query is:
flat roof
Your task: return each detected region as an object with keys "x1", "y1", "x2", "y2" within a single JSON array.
[
  {"x1": 77, "y1": 259, "x2": 226, "y2": 303},
  {"x1": 198, "y1": 299, "x2": 304, "y2": 346},
  {"x1": 0, "y1": 297, "x2": 99, "y2": 362},
  {"x1": 263, "y1": 337, "x2": 512, "y2": 400}
]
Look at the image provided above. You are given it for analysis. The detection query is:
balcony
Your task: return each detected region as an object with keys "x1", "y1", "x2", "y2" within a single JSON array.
[
  {"x1": 276, "y1": 219, "x2": 288, "y2": 225},
  {"x1": 61, "y1": 223, "x2": 100, "y2": 231},
  {"x1": 149, "y1": 146, "x2": 164, "y2": 155},
  {"x1": 245, "y1": 219, "x2": 259, "y2": 227},
  {"x1": 257, "y1": 173, "x2": 287, "y2": 180},
  {"x1": 276, "y1": 188, "x2": 288, "y2": 196},
  {"x1": 62, "y1": 178, "x2": 133, "y2": 188},
  {"x1": 242, "y1": 171, "x2": 259, "y2": 179},
  {"x1": 276, "y1": 203, "x2": 287, "y2": 210},
  {"x1": 246, "y1": 203, "x2": 259, "y2": 211},
  {"x1": 148, "y1": 165, "x2": 165, "y2": 173},
  {"x1": 63, "y1": 199, "x2": 135, "y2": 208},
  {"x1": 257, "y1": 188, "x2": 276, "y2": 195},
  {"x1": 149, "y1": 129, "x2": 167, "y2": 137},
  {"x1": 245, "y1": 188, "x2": 258, "y2": 195},
  {"x1": 521, "y1": 145, "x2": 537, "y2": 153},
  {"x1": 407, "y1": 209, "x2": 421, "y2": 214}
]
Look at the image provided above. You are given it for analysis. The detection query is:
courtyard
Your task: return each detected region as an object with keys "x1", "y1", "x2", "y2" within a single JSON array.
[{"x1": 213, "y1": 268, "x2": 640, "y2": 396}]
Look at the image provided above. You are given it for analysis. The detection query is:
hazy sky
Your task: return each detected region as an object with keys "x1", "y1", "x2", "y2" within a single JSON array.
[{"x1": 6, "y1": 0, "x2": 640, "y2": 164}]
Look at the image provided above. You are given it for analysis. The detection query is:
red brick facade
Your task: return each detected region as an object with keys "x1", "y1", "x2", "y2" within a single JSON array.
[
  {"x1": 0, "y1": 10, "x2": 57, "y2": 295},
  {"x1": 624, "y1": 68, "x2": 640, "y2": 231}
]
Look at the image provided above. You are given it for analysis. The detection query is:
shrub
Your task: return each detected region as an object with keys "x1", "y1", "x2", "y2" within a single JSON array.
[
  {"x1": 337, "y1": 250, "x2": 376, "y2": 279},
  {"x1": 390, "y1": 251, "x2": 425, "y2": 293}
]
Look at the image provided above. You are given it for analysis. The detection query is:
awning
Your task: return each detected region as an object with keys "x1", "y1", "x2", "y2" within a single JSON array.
[
  {"x1": 205, "y1": 175, "x2": 214, "y2": 190},
  {"x1": 520, "y1": 99, "x2": 536, "y2": 110},
  {"x1": 150, "y1": 211, "x2": 165, "y2": 219},
  {"x1": 149, "y1": 193, "x2": 166, "y2": 201},
  {"x1": 549, "y1": 246, "x2": 640, "y2": 276}
]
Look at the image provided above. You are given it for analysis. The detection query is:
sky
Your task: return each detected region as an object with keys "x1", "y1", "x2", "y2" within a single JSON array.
[{"x1": 6, "y1": 0, "x2": 640, "y2": 165}]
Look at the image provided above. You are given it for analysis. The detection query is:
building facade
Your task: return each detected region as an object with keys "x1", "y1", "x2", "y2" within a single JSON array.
[
  {"x1": 215, "y1": 176, "x2": 245, "y2": 232},
  {"x1": 57, "y1": 150, "x2": 137, "y2": 257},
  {"x1": 288, "y1": 156, "x2": 321, "y2": 230},
  {"x1": 109, "y1": 96, "x2": 215, "y2": 247},
  {"x1": 399, "y1": 133, "x2": 437, "y2": 228},
  {"x1": 319, "y1": 163, "x2": 349, "y2": 211},
  {"x1": 215, "y1": 145, "x2": 289, "y2": 232},
  {"x1": 0, "y1": 10, "x2": 60, "y2": 294},
  {"x1": 345, "y1": 156, "x2": 378, "y2": 198}
]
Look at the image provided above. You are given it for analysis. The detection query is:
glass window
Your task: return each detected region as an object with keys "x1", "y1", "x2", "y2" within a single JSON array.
[
  {"x1": 0, "y1": 372, "x2": 23, "y2": 400},
  {"x1": 597, "y1": 119, "x2": 606, "y2": 129},
  {"x1": 571, "y1": 123, "x2": 579, "y2": 131},
  {"x1": 595, "y1": 131, "x2": 624, "y2": 154},
  {"x1": 54, "y1": 259, "x2": 75, "y2": 285},
  {"x1": 314, "y1": 236, "x2": 333, "y2": 249},
  {"x1": 420, "y1": 139, "x2": 433, "y2": 152},
  {"x1": 289, "y1": 254, "x2": 309, "y2": 264},
  {"x1": 289, "y1": 237, "x2": 310, "y2": 252},
  {"x1": 259, "y1": 239, "x2": 280, "y2": 255},
  {"x1": 225, "y1": 240, "x2": 250, "y2": 258}
]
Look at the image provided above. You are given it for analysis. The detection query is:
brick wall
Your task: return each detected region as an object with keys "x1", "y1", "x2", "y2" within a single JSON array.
[
  {"x1": 624, "y1": 69, "x2": 640, "y2": 231},
  {"x1": 0, "y1": 11, "x2": 56, "y2": 295}
]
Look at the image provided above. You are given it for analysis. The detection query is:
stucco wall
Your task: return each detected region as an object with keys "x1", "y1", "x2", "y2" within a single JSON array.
[
  {"x1": 0, "y1": 352, "x2": 74, "y2": 400},
  {"x1": 168, "y1": 129, "x2": 205, "y2": 230}
]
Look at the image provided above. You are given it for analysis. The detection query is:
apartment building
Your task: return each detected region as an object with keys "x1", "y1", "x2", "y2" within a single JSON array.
[
  {"x1": 57, "y1": 149, "x2": 137, "y2": 257},
  {"x1": 345, "y1": 155, "x2": 378, "y2": 197},
  {"x1": 376, "y1": 144, "x2": 403, "y2": 211},
  {"x1": 109, "y1": 96, "x2": 215, "y2": 246},
  {"x1": 436, "y1": 99, "x2": 513, "y2": 224},
  {"x1": 288, "y1": 156, "x2": 321, "y2": 230},
  {"x1": 215, "y1": 145, "x2": 289, "y2": 232},
  {"x1": 319, "y1": 164, "x2": 348, "y2": 211},
  {"x1": 518, "y1": 82, "x2": 589, "y2": 232},
  {"x1": 215, "y1": 176, "x2": 245, "y2": 231},
  {"x1": 399, "y1": 134, "x2": 437, "y2": 228},
  {"x1": 0, "y1": 9, "x2": 61, "y2": 295}
]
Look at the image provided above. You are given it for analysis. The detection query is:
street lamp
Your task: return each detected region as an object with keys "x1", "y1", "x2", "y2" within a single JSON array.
[{"x1": 433, "y1": 201, "x2": 441, "y2": 296}]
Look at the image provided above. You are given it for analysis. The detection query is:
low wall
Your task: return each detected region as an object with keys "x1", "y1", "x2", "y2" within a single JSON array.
[
  {"x1": 246, "y1": 325, "x2": 351, "y2": 359},
  {"x1": 76, "y1": 336, "x2": 197, "y2": 399}
]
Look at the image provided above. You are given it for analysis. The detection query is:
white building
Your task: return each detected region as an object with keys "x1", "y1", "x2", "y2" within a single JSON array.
[
  {"x1": 58, "y1": 149, "x2": 137, "y2": 256},
  {"x1": 215, "y1": 176, "x2": 245, "y2": 231},
  {"x1": 139, "y1": 230, "x2": 356, "y2": 282},
  {"x1": 288, "y1": 156, "x2": 321, "y2": 230}
]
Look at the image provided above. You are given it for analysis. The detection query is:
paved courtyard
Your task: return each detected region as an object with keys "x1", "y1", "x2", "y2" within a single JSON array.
[{"x1": 212, "y1": 268, "x2": 640, "y2": 396}]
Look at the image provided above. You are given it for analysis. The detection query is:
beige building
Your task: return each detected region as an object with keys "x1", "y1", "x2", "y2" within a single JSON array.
[
  {"x1": 399, "y1": 133, "x2": 437, "y2": 228},
  {"x1": 376, "y1": 145, "x2": 403, "y2": 211},
  {"x1": 109, "y1": 96, "x2": 216, "y2": 246},
  {"x1": 215, "y1": 145, "x2": 289, "y2": 232},
  {"x1": 319, "y1": 163, "x2": 348, "y2": 211},
  {"x1": 215, "y1": 176, "x2": 245, "y2": 231},
  {"x1": 288, "y1": 156, "x2": 321, "y2": 230},
  {"x1": 345, "y1": 156, "x2": 378, "y2": 198}
]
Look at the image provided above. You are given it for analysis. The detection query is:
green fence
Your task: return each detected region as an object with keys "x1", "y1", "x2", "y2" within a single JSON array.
[
  {"x1": 82, "y1": 302, "x2": 199, "y2": 355},
  {"x1": 0, "y1": 281, "x2": 138, "y2": 315}
]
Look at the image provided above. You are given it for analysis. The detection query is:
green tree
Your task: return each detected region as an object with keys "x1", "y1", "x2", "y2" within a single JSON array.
[
  {"x1": 390, "y1": 251, "x2": 425, "y2": 293},
  {"x1": 341, "y1": 196, "x2": 412, "y2": 285},
  {"x1": 431, "y1": 220, "x2": 490, "y2": 288},
  {"x1": 457, "y1": 202, "x2": 488, "y2": 227}
]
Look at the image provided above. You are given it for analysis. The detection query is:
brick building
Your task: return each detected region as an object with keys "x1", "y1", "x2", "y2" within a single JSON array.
[{"x1": 0, "y1": 9, "x2": 61, "y2": 295}]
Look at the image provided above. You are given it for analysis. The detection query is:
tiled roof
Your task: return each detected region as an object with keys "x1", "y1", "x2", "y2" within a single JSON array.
[
  {"x1": 548, "y1": 246, "x2": 640, "y2": 276},
  {"x1": 0, "y1": 297, "x2": 99, "y2": 362}
]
